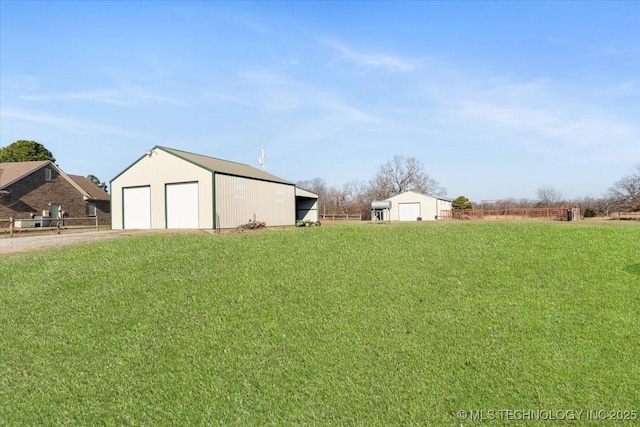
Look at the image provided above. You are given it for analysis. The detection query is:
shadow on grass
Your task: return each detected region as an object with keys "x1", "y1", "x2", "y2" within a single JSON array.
[{"x1": 624, "y1": 263, "x2": 640, "y2": 276}]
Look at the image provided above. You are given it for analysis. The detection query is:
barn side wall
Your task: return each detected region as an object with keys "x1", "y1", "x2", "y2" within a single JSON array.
[{"x1": 215, "y1": 174, "x2": 296, "y2": 229}]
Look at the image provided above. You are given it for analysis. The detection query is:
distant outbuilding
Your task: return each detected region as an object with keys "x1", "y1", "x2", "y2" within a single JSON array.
[
  {"x1": 110, "y1": 146, "x2": 300, "y2": 230},
  {"x1": 385, "y1": 191, "x2": 452, "y2": 221}
]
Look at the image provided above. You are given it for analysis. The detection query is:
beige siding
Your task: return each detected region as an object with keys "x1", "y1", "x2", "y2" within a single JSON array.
[
  {"x1": 386, "y1": 191, "x2": 450, "y2": 221},
  {"x1": 215, "y1": 174, "x2": 295, "y2": 228},
  {"x1": 436, "y1": 199, "x2": 452, "y2": 219},
  {"x1": 111, "y1": 149, "x2": 214, "y2": 229}
]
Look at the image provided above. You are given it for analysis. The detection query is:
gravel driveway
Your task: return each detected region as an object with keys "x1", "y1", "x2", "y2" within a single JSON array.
[{"x1": 0, "y1": 230, "x2": 124, "y2": 255}]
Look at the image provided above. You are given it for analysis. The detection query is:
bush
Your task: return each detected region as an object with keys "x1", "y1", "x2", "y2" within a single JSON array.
[
  {"x1": 237, "y1": 220, "x2": 266, "y2": 231},
  {"x1": 296, "y1": 220, "x2": 321, "y2": 227}
]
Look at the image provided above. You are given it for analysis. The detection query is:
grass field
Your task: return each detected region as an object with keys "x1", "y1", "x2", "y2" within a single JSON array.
[{"x1": 1, "y1": 222, "x2": 638, "y2": 426}]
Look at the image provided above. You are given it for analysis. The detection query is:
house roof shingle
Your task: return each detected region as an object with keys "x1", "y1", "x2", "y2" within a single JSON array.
[
  {"x1": 0, "y1": 161, "x2": 110, "y2": 201},
  {"x1": 68, "y1": 175, "x2": 111, "y2": 201},
  {"x1": 0, "y1": 161, "x2": 51, "y2": 188}
]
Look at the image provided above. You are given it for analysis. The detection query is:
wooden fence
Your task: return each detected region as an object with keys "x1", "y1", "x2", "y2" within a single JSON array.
[
  {"x1": 440, "y1": 207, "x2": 573, "y2": 221},
  {"x1": 319, "y1": 214, "x2": 362, "y2": 221},
  {"x1": 1, "y1": 216, "x2": 100, "y2": 236},
  {"x1": 610, "y1": 212, "x2": 640, "y2": 220}
]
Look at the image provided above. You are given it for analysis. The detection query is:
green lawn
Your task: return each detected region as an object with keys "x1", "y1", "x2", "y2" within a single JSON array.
[{"x1": 1, "y1": 222, "x2": 639, "y2": 426}]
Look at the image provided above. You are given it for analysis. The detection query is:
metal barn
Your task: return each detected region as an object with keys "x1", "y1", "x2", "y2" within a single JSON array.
[
  {"x1": 385, "y1": 191, "x2": 452, "y2": 221},
  {"x1": 110, "y1": 146, "x2": 296, "y2": 230}
]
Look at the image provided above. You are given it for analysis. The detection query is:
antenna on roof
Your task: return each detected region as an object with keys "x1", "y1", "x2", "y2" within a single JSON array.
[{"x1": 257, "y1": 145, "x2": 266, "y2": 171}]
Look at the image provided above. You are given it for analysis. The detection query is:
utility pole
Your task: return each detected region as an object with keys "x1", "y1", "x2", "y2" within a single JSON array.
[{"x1": 257, "y1": 145, "x2": 266, "y2": 171}]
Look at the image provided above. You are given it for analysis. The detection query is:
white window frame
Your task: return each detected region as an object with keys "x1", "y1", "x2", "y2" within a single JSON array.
[
  {"x1": 235, "y1": 177, "x2": 245, "y2": 199},
  {"x1": 44, "y1": 168, "x2": 52, "y2": 181},
  {"x1": 86, "y1": 203, "x2": 96, "y2": 217}
]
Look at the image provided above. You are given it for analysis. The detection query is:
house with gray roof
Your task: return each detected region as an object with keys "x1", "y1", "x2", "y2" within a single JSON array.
[{"x1": 110, "y1": 146, "x2": 316, "y2": 230}]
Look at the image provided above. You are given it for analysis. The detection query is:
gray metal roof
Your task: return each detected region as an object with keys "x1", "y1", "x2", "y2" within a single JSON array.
[
  {"x1": 385, "y1": 190, "x2": 452, "y2": 203},
  {"x1": 295, "y1": 188, "x2": 318, "y2": 199},
  {"x1": 158, "y1": 146, "x2": 293, "y2": 185}
]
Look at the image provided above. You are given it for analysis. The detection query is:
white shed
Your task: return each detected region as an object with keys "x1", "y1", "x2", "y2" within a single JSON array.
[
  {"x1": 385, "y1": 191, "x2": 452, "y2": 221},
  {"x1": 110, "y1": 146, "x2": 296, "y2": 230}
]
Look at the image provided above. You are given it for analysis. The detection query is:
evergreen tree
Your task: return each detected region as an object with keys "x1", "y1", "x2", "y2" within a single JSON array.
[{"x1": 452, "y1": 196, "x2": 473, "y2": 210}]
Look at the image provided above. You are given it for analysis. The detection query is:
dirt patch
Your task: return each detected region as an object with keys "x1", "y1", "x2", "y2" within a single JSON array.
[
  {"x1": 0, "y1": 230, "x2": 126, "y2": 255},
  {"x1": 0, "y1": 229, "x2": 219, "y2": 255}
]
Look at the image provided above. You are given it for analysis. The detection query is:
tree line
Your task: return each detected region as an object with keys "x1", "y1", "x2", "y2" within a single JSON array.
[
  {"x1": 299, "y1": 161, "x2": 640, "y2": 219},
  {"x1": 462, "y1": 170, "x2": 640, "y2": 217}
]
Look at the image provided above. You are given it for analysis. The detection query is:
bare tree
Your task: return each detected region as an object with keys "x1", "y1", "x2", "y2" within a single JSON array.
[
  {"x1": 296, "y1": 177, "x2": 327, "y2": 195},
  {"x1": 297, "y1": 177, "x2": 329, "y2": 215},
  {"x1": 518, "y1": 198, "x2": 534, "y2": 208},
  {"x1": 536, "y1": 186, "x2": 563, "y2": 207},
  {"x1": 572, "y1": 196, "x2": 607, "y2": 217},
  {"x1": 342, "y1": 179, "x2": 374, "y2": 219},
  {"x1": 370, "y1": 155, "x2": 446, "y2": 199},
  {"x1": 608, "y1": 164, "x2": 640, "y2": 212},
  {"x1": 327, "y1": 186, "x2": 348, "y2": 214}
]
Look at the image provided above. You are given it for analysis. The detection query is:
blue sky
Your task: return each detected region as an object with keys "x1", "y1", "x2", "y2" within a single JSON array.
[{"x1": 1, "y1": 1, "x2": 638, "y2": 202}]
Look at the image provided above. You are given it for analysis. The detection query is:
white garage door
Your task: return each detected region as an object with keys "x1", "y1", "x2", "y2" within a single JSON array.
[
  {"x1": 166, "y1": 182, "x2": 199, "y2": 229},
  {"x1": 398, "y1": 202, "x2": 421, "y2": 221},
  {"x1": 123, "y1": 186, "x2": 151, "y2": 229}
]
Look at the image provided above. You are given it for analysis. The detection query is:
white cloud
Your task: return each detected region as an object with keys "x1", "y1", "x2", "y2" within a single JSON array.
[
  {"x1": 21, "y1": 90, "x2": 128, "y2": 105},
  {"x1": 206, "y1": 92, "x2": 253, "y2": 106},
  {"x1": 318, "y1": 96, "x2": 383, "y2": 124},
  {"x1": 135, "y1": 92, "x2": 188, "y2": 107},
  {"x1": 323, "y1": 39, "x2": 415, "y2": 72},
  {"x1": 19, "y1": 88, "x2": 188, "y2": 107},
  {"x1": 0, "y1": 107, "x2": 141, "y2": 138},
  {"x1": 263, "y1": 89, "x2": 301, "y2": 112},
  {"x1": 242, "y1": 69, "x2": 382, "y2": 122},
  {"x1": 597, "y1": 80, "x2": 640, "y2": 98},
  {"x1": 455, "y1": 100, "x2": 634, "y2": 141}
]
